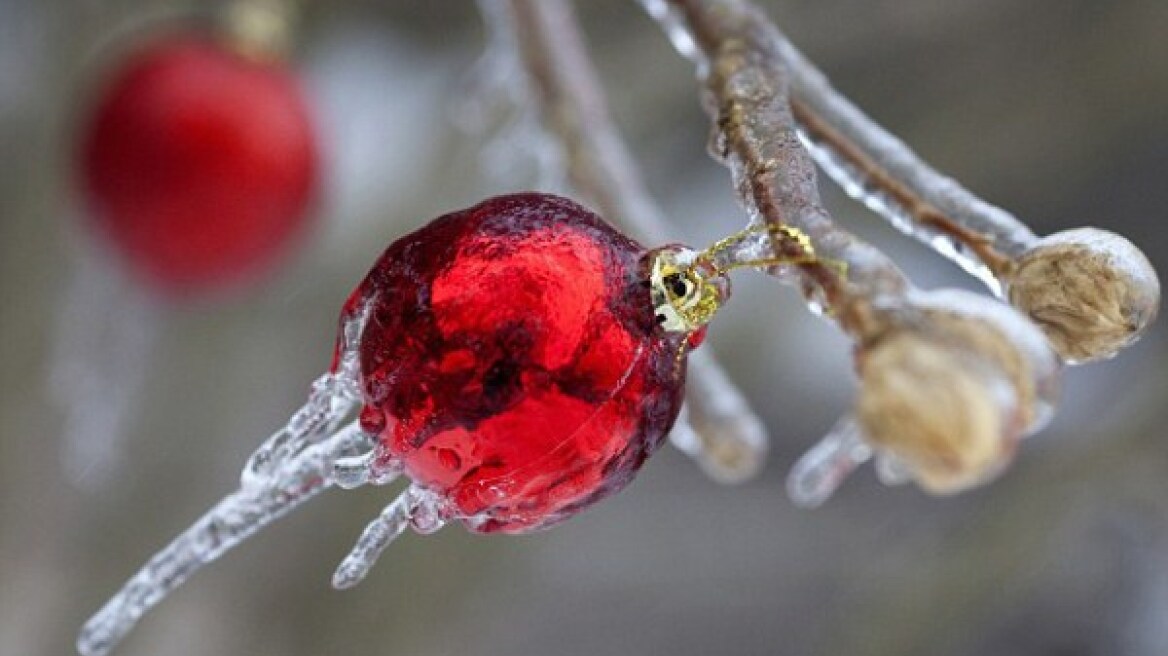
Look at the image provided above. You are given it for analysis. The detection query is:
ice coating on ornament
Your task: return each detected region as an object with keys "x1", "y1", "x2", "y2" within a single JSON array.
[{"x1": 345, "y1": 193, "x2": 687, "y2": 534}]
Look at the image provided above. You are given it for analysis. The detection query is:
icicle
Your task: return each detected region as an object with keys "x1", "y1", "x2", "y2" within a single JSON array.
[
  {"x1": 331, "y1": 485, "x2": 444, "y2": 590},
  {"x1": 77, "y1": 420, "x2": 373, "y2": 656},
  {"x1": 331, "y1": 450, "x2": 379, "y2": 489},
  {"x1": 242, "y1": 304, "x2": 367, "y2": 487},
  {"x1": 240, "y1": 372, "x2": 357, "y2": 486},
  {"x1": 786, "y1": 415, "x2": 872, "y2": 508},
  {"x1": 77, "y1": 306, "x2": 376, "y2": 656}
]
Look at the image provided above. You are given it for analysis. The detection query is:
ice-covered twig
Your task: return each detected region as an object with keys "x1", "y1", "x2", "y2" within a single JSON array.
[
  {"x1": 77, "y1": 420, "x2": 373, "y2": 656},
  {"x1": 492, "y1": 0, "x2": 768, "y2": 482},
  {"x1": 783, "y1": 47, "x2": 1029, "y2": 287},
  {"x1": 777, "y1": 29, "x2": 1159, "y2": 363},
  {"x1": 457, "y1": 0, "x2": 567, "y2": 191},
  {"x1": 676, "y1": 349, "x2": 768, "y2": 482},
  {"x1": 642, "y1": 0, "x2": 1063, "y2": 502}
]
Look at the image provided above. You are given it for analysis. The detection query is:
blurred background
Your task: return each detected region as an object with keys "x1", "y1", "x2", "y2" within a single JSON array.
[{"x1": 2, "y1": 1, "x2": 1167, "y2": 655}]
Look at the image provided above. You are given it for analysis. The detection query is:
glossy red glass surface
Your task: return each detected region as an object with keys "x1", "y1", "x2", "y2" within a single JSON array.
[
  {"x1": 343, "y1": 194, "x2": 687, "y2": 533},
  {"x1": 79, "y1": 35, "x2": 317, "y2": 296}
]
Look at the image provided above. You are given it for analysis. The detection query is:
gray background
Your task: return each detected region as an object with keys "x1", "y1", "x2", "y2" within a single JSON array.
[{"x1": 2, "y1": 1, "x2": 1167, "y2": 655}]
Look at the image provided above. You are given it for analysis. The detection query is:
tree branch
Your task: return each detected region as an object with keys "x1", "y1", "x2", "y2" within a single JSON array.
[
  {"x1": 775, "y1": 21, "x2": 1159, "y2": 363},
  {"x1": 643, "y1": 0, "x2": 1063, "y2": 501}
]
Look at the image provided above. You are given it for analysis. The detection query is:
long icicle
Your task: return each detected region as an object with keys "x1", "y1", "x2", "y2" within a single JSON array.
[{"x1": 77, "y1": 421, "x2": 372, "y2": 656}]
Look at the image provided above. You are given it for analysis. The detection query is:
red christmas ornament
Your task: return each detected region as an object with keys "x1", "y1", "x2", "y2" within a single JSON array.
[
  {"x1": 78, "y1": 193, "x2": 820, "y2": 656},
  {"x1": 342, "y1": 193, "x2": 686, "y2": 533},
  {"x1": 79, "y1": 34, "x2": 317, "y2": 295}
]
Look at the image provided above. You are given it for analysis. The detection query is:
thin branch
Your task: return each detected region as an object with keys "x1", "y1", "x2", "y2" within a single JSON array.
[
  {"x1": 780, "y1": 43, "x2": 1035, "y2": 285},
  {"x1": 644, "y1": 0, "x2": 1064, "y2": 501},
  {"x1": 759, "y1": 10, "x2": 1158, "y2": 364},
  {"x1": 792, "y1": 99, "x2": 1016, "y2": 284},
  {"x1": 503, "y1": 0, "x2": 768, "y2": 481}
]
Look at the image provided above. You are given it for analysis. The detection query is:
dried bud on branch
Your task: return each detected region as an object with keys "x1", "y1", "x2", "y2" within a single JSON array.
[
  {"x1": 856, "y1": 291, "x2": 1059, "y2": 493},
  {"x1": 1005, "y1": 228, "x2": 1160, "y2": 363},
  {"x1": 647, "y1": 0, "x2": 1068, "y2": 504},
  {"x1": 858, "y1": 334, "x2": 1011, "y2": 494}
]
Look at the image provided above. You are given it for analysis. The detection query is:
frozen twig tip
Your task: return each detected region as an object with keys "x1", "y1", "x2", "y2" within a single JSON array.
[
  {"x1": 856, "y1": 290, "x2": 1060, "y2": 493},
  {"x1": 1006, "y1": 228, "x2": 1160, "y2": 363}
]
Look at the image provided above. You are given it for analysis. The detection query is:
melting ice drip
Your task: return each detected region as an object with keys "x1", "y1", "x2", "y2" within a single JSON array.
[{"x1": 76, "y1": 305, "x2": 447, "y2": 656}]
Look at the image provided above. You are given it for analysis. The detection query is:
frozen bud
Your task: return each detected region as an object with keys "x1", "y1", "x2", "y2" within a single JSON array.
[
  {"x1": 1006, "y1": 228, "x2": 1160, "y2": 364},
  {"x1": 855, "y1": 290, "x2": 1061, "y2": 494},
  {"x1": 857, "y1": 334, "x2": 1011, "y2": 493}
]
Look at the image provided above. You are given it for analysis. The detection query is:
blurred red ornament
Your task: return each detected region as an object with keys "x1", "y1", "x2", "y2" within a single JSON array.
[{"x1": 79, "y1": 34, "x2": 317, "y2": 296}]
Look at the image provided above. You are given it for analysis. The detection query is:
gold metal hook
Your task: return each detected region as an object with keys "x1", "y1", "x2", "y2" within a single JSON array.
[{"x1": 650, "y1": 222, "x2": 844, "y2": 334}]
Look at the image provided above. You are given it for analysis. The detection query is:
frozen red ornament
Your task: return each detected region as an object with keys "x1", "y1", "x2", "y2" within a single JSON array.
[
  {"x1": 79, "y1": 34, "x2": 317, "y2": 295},
  {"x1": 78, "y1": 193, "x2": 823, "y2": 656},
  {"x1": 342, "y1": 193, "x2": 686, "y2": 533}
]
